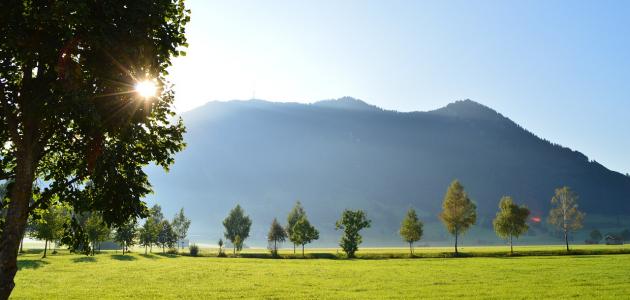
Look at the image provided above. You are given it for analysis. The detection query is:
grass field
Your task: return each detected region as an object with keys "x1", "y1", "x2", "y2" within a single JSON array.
[{"x1": 13, "y1": 245, "x2": 630, "y2": 299}]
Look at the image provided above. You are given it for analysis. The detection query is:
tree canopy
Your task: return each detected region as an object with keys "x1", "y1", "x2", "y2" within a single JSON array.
[
  {"x1": 223, "y1": 205, "x2": 252, "y2": 254},
  {"x1": 399, "y1": 208, "x2": 423, "y2": 255},
  {"x1": 267, "y1": 218, "x2": 287, "y2": 256},
  {"x1": 439, "y1": 180, "x2": 477, "y2": 255},
  {"x1": 286, "y1": 201, "x2": 305, "y2": 254},
  {"x1": 335, "y1": 209, "x2": 371, "y2": 258},
  {"x1": 290, "y1": 216, "x2": 319, "y2": 257},
  {"x1": 0, "y1": 1, "x2": 189, "y2": 297},
  {"x1": 492, "y1": 196, "x2": 530, "y2": 254},
  {"x1": 548, "y1": 186, "x2": 585, "y2": 251}
]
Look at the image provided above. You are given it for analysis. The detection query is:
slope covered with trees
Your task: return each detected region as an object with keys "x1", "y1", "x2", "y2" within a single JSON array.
[{"x1": 147, "y1": 98, "x2": 630, "y2": 245}]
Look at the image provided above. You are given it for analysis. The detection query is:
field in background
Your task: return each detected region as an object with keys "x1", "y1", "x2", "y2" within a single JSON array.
[{"x1": 14, "y1": 245, "x2": 630, "y2": 299}]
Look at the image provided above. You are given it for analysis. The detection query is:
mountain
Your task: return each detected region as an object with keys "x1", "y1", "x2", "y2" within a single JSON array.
[{"x1": 146, "y1": 98, "x2": 630, "y2": 247}]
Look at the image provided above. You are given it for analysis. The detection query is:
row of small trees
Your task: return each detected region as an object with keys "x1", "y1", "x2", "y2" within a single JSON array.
[
  {"x1": 21, "y1": 203, "x2": 191, "y2": 257},
  {"x1": 220, "y1": 180, "x2": 588, "y2": 257}
]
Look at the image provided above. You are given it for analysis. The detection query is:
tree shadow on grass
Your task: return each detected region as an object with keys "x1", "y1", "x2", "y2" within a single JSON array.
[
  {"x1": 111, "y1": 254, "x2": 137, "y2": 261},
  {"x1": 156, "y1": 253, "x2": 179, "y2": 259},
  {"x1": 72, "y1": 256, "x2": 97, "y2": 263},
  {"x1": 18, "y1": 259, "x2": 49, "y2": 270},
  {"x1": 139, "y1": 254, "x2": 160, "y2": 260}
]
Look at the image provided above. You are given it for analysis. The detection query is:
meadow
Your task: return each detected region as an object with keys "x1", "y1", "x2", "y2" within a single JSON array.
[{"x1": 13, "y1": 245, "x2": 630, "y2": 299}]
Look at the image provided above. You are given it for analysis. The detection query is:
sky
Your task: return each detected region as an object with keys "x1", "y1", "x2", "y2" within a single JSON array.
[{"x1": 167, "y1": 0, "x2": 630, "y2": 174}]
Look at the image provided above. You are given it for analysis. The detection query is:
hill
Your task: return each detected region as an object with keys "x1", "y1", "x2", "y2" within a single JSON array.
[{"x1": 146, "y1": 98, "x2": 630, "y2": 246}]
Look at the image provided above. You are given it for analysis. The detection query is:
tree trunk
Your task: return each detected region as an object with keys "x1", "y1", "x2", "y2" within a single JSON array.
[
  {"x1": 19, "y1": 238, "x2": 24, "y2": 254},
  {"x1": 454, "y1": 228, "x2": 459, "y2": 255},
  {"x1": 233, "y1": 245, "x2": 236, "y2": 255},
  {"x1": 42, "y1": 240, "x2": 48, "y2": 258},
  {"x1": 510, "y1": 235, "x2": 514, "y2": 254},
  {"x1": 144, "y1": 246, "x2": 147, "y2": 255},
  {"x1": 0, "y1": 155, "x2": 36, "y2": 300},
  {"x1": 302, "y1": 244, "x2": 305, "y2": 258},
  {"x1": 564, "y1": 230, "x2": 569, "y2": 252},
  {"x1": 122, "y1": 242, "x2": 125, "y2": 255},
  {"x1": 409, "y1": 242, "x2": 413, "y2": 255},
  {"x1": 293, "y1": 244, "x2": 296, "y2": 254}
]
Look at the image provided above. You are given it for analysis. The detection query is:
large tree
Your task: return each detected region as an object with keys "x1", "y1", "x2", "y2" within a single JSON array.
[
  {"x1": 335, "y1": 209, "x2": 371, "y2": 258},
  {"x1": 548, "y1": 186, "x2": 585, "y2": 251},
  {"x1": 439, "y1": 180, "x2": 477, "y2": 255},
  {"x1": 290, "y1": 216, "x2": 319, "y2": 258},
  {"x1": 171, "y1": 208, "x2": 191, "y2": 249},
  {"x1": 399, "y1": 207, "x2": 423, "y2": 255},
  {"x1": 222, "y1": 205, "x2": 252, "y2": 255},
  {"x1": 267, "y1": 218, "x2": 287, "y2": 257},
  {"x1": 286, "y1": 201, "x2": 305, "y2": 254},
  {"x1": 0, "y1": 1, "x2": 189, "y2": 297},
  {"x1": 492, "y1": 196, "x2": 530, "y2": 254}
]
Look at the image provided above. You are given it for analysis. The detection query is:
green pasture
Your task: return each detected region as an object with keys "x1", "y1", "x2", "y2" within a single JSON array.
[{"x1": 13, "y1": 245, "x2": 630, "y2": 299}]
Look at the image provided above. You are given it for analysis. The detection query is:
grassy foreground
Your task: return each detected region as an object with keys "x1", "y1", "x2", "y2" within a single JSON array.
[{"x1": 14, "y1": 246, "x2": 630, "y2": 299}]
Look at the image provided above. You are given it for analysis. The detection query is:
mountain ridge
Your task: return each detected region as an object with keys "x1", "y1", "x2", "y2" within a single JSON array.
[{"x1": 147, "y1": 97, "x2": 630, "y2": 246}]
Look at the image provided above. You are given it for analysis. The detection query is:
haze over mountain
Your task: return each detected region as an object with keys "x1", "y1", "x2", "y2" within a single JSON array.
[{"x1": 146, "y1": 98, "x2": 630, "y2": 246}]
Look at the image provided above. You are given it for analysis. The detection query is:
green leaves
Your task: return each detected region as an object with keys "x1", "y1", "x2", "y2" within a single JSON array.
[
  {"x1": 400, "y1": 208, "x2": 423, "y2": 245},
  {"x1": 223, "y1": 204, "x2": 252, "y2": 253},
  {"x1": 439, "y1": 180, "x2": 477, "y2": 236},
  {"x1": 492, "y1": 196, "x2": 530, "y2": 252},
  {"x1": 335, "y1": 209, "x2": 371, "y2": 258}
]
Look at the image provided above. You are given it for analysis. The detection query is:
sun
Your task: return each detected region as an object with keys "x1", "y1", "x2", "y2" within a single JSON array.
[{"x1": 135, "y1": 80, "x2": 158, "y2": 98}]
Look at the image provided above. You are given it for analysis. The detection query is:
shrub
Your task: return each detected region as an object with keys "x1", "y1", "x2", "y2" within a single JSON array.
[
  {"x1": 189, "y1": 244, "x2": 199, "y2": 256},
  {"x1": 167, "y1": 248, "x2": 178, "y2": 255}
]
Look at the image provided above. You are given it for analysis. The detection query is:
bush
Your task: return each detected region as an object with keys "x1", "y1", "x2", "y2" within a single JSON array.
[
  {"x1": 189, "y1": 244, "x2": 199, "y2": 256},
  {"x1": 167, "y1": 248, "x2": 178, "y2": 255}
]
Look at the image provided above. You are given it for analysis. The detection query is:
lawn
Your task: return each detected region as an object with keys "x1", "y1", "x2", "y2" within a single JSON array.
[{"x1": 13, "y1": 246, "x2": 630, "y2": 299}]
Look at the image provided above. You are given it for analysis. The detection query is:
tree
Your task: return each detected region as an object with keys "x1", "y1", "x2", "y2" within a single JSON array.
[
  {"x1": 399, "y1": 208, "x2": 423, "y2": 255},
  {"x1": 439, "y1": 180, "x2": 477, "y2": 255},
  {"x1": 548, "y1": 186, "x2": 585, "y2": 251},
  {"x1": 335, "y1": 209, "x2": 371, "y2": 258},
  {"x1": 290, "y1": 216, "x2": 319, "y2": 258},
  {"x1": 492, "y1": 196, "x2": 530, "y2": 254},
  {"x1": 157, "y1": 220, "x2": 177, "y2": 253},
  {"x1": 138, "y1": 220, "x2": 157, "y2": 255},
  {"x1": 32, "y1": 204, "x2": 68, "y2": 258},
  {"x1": 286, "y1": 201, "x2": 305, "y2": 254},
  {"x1": 84, "y1": 213, "x2": 111, "y2": 256},
  {"x1": 171, "y1": 208, "x2": 191, "y2": 249},
  {"x1": 621, "y1": 229, "x2": 630, "y2": 242},
  {"x1": 267, "y1": 218, "x2": 287, "y2": 256},
  {"x1": 0, "y1": 2, "x2": 189, "y2": 297},
  {"x1": 222, "y1": 205, "x2": 252, "y2": 255},
  {"x1": 218, "y1": 238, "x2": 224, "y2": 255},
  {"x1": 114, "y1": 221, "x2": 137, "y2": 255},
  {"x1": 589, "y1": 229, "x2": 603, "y2": 244}
]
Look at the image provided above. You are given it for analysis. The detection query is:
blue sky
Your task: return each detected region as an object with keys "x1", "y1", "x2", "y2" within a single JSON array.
[{"x1": 168, "y1": 0, "x2": 630, "y2": 174}]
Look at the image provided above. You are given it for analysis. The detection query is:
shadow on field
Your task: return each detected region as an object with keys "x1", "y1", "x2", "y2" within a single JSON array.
[
  {"x1": 156, "y1": 253, "x2": 179, "y2": 259},
  {"x1": 20, "y1": 249, "x2": 44, "y2": 255},
  {"x1": 111, "y1": 255, "x2": 137, "y2": 261},
  {"x1": 140, "y1": 254, "x2": 160, "y2": 260},
  {"x1": 18, "y1": 259, "x2": 49, "y2": 270},
  {"x1": 72, "y1": 256, "x2": 97, "y2": 263}
]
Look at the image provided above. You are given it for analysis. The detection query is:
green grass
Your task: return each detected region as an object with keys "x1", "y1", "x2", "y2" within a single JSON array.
[{"x1": 13, "y1": 245, "x2": 630, "y2": 299}]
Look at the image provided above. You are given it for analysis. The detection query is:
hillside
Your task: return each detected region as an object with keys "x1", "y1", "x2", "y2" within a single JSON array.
[{"x1": 146, "y1": 98, "x2": 630, "y2": 246}]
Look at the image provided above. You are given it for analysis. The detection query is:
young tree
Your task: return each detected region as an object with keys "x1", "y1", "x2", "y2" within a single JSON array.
[
  {"x1": 548, "y1": 187, "x2": 585, "y2": 251},
  {"x1": 267, "y1": 218, "x2": 287, "y2": 256},
  {"x1": 218, "y1": 238, "x2": 224, "y2": 255},
  {"x1": 335, "y1": 209, "x2": 371, "y2": 258},
  {"x1": 222, "y1": 205, "x2": 252, "y2": 254},
  {"x1": 114, "y1": 221, "x2": 137, "y2": 255},
  {"x1": 32, "y1": 205, "x2": 68, "y2": 258},
  {"x1": 439, "y1": 180, "x2": 477, "y2": 255},
  {"x1": 492, "y1": 196, "x2": 530, "y2": 254},
  {"x1": 138, "y1": 218, "x2": 159, "y2": 254},
  {"x1": 399, "y1": 208, "x2": 424, "y2": 255},
  {"x1": 0, "y1": 2, "x2": 189, "y2": 297},
  {"x1": 157, "y1": 220, "x2": 177, "y2": 253},
  {"x1": 589, "y1": 229, "x2": 603, "y2": 244},
  {"x1": 291, "y1": 216, "x2": 319, "y2": 258},
  {"x1": 84, "y1": 213, "x2": 111, "y2": 256},
  {"x1": 286, "y1": 201, "x2": 305, "y2": 254},
  {"x1": 171, "y1": 208, "x2": 191, "y2": 249}
]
